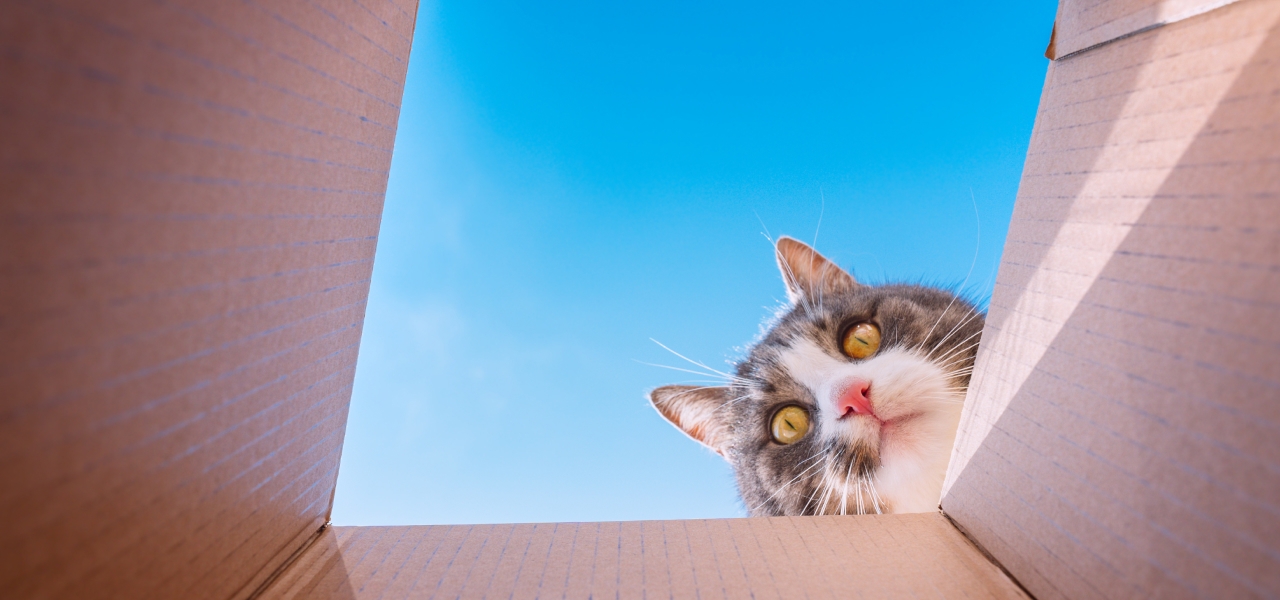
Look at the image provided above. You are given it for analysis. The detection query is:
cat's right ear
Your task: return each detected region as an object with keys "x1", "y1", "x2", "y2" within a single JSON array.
[
  {"x1": 648, "y1": 385, "x2": 733, "y2": 457},
  {"x1": 775, "y1": 236, "x2": 857, "y2": 304}
]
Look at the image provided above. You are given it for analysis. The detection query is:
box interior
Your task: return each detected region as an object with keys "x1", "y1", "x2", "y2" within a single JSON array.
[{"x1": 2, "y1": 0, "x2": 1276, "y2": 598}]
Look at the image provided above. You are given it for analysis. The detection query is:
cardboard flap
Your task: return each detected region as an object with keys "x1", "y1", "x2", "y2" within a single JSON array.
[
  {"x1": 0, "y1": 1, "x2": 417, "y2": 598},
  {"x1": 257, "y1": 514, "x2": 1027, "y2": 599},
  {"x1": 943, "y1": 0, "x2": 1280, "y2": 598},
  {"x1": 1049, "y1": 0, "x2": 1243, "y2": 58}
]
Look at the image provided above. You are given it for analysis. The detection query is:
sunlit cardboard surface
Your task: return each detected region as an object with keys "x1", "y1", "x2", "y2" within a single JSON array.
[{"x1": 945, "y1": 1, "x2": 1280, "y2": 597}]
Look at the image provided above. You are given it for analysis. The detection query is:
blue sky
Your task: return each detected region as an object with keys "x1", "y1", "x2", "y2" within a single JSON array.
[{"x1": 332, "y1": 0, "x2": 1058, "y2": 525}]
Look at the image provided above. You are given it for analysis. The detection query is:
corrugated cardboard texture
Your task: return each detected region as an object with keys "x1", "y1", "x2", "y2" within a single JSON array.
[
  {"x1": 1049, "y1": 0, "x2": 1242, "y2": 58},
  {"x1": 943, "y1": 0, "x2": 1280, "y2": 598},
  {"x1": 0, "y1": 1, "x2": 417, "y2": 598},
  {"x1": 259, "y1": 514, "x2": 1028, "y2": 600}
]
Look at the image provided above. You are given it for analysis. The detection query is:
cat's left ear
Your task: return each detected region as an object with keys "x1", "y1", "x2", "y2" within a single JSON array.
[
  {"x1": 775, "y1": 236, "x2": 857, "y2": 304},
  {"x1": 648, "y1": 385, "x2": 733, "y2": 457}
]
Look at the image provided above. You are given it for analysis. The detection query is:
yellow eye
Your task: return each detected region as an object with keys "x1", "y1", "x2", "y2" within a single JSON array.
[
  {"x1": 770, "y1": 406, "x2": 810, "y2": 445},
  {"x1": 841, "y1": 322, "x2": 881, "y2": 359}
]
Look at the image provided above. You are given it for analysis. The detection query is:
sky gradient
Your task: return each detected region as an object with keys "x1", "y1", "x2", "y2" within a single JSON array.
[{"x1": 332, "y1": 0, "x2": 1058, "y2": 526}]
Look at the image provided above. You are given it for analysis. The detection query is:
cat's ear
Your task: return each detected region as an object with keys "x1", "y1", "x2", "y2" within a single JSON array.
[
  {"x1": 648, "y1": 385, "x2": 733, "y2": 457},
  {"x1": 775, "y1": 236, "x2": 857, "y2": 304}
]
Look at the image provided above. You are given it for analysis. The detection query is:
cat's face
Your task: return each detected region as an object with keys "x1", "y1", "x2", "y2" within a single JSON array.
[{"x1": 649, "y1": 237, "x2": 982, "y2": 516}]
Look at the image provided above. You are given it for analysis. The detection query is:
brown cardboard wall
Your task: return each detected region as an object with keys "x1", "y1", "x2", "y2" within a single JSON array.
[
  {"x1": 0, "y1": 1, "x2": 417, "y2": 598},
  {"x1": 943, "y1": 0, "x2": 1280, "y2": 598},
  {"x1": 1049, "y1": 0, "x2": 1244, "y2": 58},
  {"x1": 259, "y1": 514, "x2": 1027, "y2": 600}
]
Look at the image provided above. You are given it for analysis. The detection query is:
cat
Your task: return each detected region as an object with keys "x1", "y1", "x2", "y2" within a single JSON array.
[{"x1": 649, "y1": 236, "x2": 983, "y2": 516}]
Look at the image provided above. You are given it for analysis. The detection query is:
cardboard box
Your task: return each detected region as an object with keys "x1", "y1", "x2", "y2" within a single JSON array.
[{"x1": 2, "y1": 0, "x2": 1276, "y2": 597}]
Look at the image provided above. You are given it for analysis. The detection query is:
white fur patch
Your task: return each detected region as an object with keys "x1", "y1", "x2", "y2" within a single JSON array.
[{"x1": 778, "y1": 339, "x2": 963, "y2": 513}]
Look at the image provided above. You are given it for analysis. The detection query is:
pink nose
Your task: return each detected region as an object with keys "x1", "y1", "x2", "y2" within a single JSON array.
[{"x1": 836, "y1": 378, "x2": 874, "y2": 418}]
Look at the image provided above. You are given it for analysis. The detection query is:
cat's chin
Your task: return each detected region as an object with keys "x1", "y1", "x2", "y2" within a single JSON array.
[{"x1": 873, "y1": 394, "x2": 964, "y2": 513}]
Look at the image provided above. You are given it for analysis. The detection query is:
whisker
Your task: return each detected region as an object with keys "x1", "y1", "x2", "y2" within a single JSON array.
[
  {"x1": 665, "y1": 385, "x2": 735, "y2": 397},
  {"x1": 912, "y1": 185, "x2": 983, "y2": 357},
  {"x1": 935, "y1": 340, "x2": 982, "y2": 364},
  {"x1": 914, "y1": 298, "x2": 959, "y2": 356},
  {"x1": 867, "y1": 475, "x2": 884, "y2": 514},
  {"x1": 648, "y1": 339, "x2": 747, "y2": 382},
  {"x1": 710, "y1": 394, "x2": 757, "y2": 416},
  {"x1": 930, "y1": 329, "x2": 984, "y2": 366},
  {"x1": 841, "y1": 457, "x2": 855, "y2": 516},
  {"x1": 753, "y1": 447, "x2": 829, "y2": 512},
  {"x1": 927, "y1": 308, "x2": 983, "y2": 356},
  {"x1": 923, "y1": 307, "x2": 984, "y2": 362},
  {"x1": 800, "y1": 466, "x2": 822, "y2": 515},
  {"x1": 634, "y1": 360, "x2": 745, "y2": 384},
  {"x1": 813, "y1": 188, "x2": 825, "y2": 249},
  {"x1": 776, "y1": 245, "x2": 817, "y2": 317},
  {"x1": 855, "y1": 473, "x2": 865, "y2": 515},
  {"x1": 929, "y1": 337, "x2": 983, "y2": 371},
  {"x1": 935, "y1": 349, "x2": 982, "y2": 375},
  {"x1": 819, "y1": 462, "x2": 839, "y2": 516}
]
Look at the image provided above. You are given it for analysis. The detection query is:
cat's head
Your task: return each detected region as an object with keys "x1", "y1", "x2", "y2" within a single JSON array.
[{"x1": 649, "y1": 237, "x2": 983, "y2": 515}]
